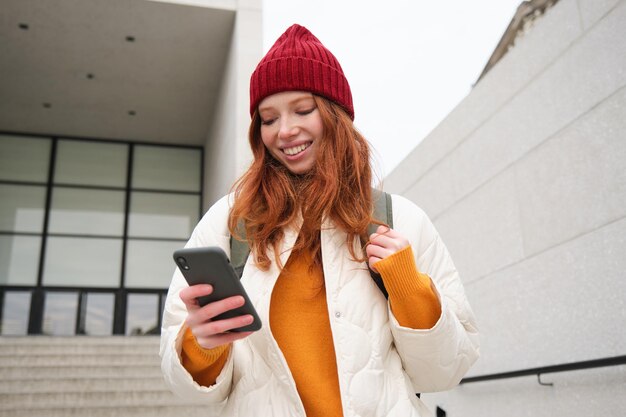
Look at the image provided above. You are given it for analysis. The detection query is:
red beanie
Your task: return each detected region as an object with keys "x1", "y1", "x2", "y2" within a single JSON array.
[{"x1": 249, "y1": 24, "x2": 354, "y2": 120}]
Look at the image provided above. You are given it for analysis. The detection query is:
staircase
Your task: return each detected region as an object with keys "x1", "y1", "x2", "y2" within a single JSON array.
[{"x1": 0, "y1": 336, "x2": 207, "y2": 417}]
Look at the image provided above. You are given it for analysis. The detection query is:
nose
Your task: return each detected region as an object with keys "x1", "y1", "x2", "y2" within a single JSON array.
[{"x1": 277, "y1": 116, "x2": 299, "y2": 140}]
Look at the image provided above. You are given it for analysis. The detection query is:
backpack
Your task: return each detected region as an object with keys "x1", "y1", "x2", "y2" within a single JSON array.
[{"x1": 229, "y1": 189, "x2": 393, "y2": 298}]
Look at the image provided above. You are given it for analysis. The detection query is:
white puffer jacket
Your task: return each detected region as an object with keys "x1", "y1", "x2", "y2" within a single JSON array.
[{"x1": 160, "y1": 194, "x2": 479, "y2": 417}]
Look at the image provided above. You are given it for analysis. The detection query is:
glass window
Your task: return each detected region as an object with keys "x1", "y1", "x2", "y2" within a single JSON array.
[
  {"x1": 0, "y1": 135, "x2": 51, "y2": 183},
  {"x1": 132, "y1": 146, "x2": 201, "y2": 192},
  {"x1": 1, "y1": 291, "x2": 32, "y2": 335},
  {"x1": 48, "y1": 187, "x2": 126, "y2": 236},
  {"x1": 43, "y1": 237, "x2": 122, "y2": 287},
  {"x1": 128, "y1": 192, "x2": 199, "y2": 239},
  {"x1": 125, "y1": 240, "x2": 182, "y2": 289},
  {"x1": 55, "y1": 140, "x2": 128, "y2": 187},
  {"x1": 82, "y1": 293, "x2": 114, "y2": 336},
  {"x1": 0, "y1": 184, "x2": 46, "y2": 233},
  {"x1": 0, "y1": 235, "x2": 41, "y2": 285},
  {"x1": 42, "y1": 291, "x2": 78, "y2": 336},
  {"x1": 126, "y1": 293, "x2": 159, "y2": 335}
]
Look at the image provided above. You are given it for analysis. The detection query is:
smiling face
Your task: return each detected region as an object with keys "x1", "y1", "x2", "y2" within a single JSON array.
[{"x1": 258, "y1": 91, "x2": 324, "y2": 175}]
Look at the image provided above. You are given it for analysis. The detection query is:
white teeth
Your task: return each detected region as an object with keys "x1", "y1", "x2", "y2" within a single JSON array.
[{"x1": 283, "y1": 142, "x2": 310, "y2": 156}]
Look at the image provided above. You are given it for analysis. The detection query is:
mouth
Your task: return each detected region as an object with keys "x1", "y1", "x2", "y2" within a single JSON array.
[{"x1": 282, "y1": 142, "x2": 312, "y2": 156}]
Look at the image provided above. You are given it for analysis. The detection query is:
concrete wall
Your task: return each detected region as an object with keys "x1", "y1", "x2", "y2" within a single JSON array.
[
  {"x1": 203, "y1": 0, "x2": 261, "y2": 209},
  {"x1": 384, "y1": 0, "x2": 626, "y2": 415}
]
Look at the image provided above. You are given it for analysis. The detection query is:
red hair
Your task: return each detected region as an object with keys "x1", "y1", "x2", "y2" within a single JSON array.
[{"x1": 228, "y1": 95, "x2": 380, "y2": 270}]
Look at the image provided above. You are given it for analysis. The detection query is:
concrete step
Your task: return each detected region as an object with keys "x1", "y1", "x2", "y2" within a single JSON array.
[
  {"x1": 0, "y1": 377, "x2": 168, "y2": 393},
  {"x1": 0, "y1": 405, "x2": 209, "y2": 417},
  {"x1": 0, "y1": 336, "x2": 160, "y2": 344},
  {"x1": 0, "y1": 365, "x2": 162, "y2": 380},
  {"x1": 0, "y1": 336, "x2": 203, "y2": 417},
  {"x1": 0, "y1": 342, "x2": 160, "y2": 356},
  {"x1": 0, "y1": 390, "x2": 188, "y2": 410},
  {"x1": 0, "y1": 336, "x2": 160, "y2": 346},
  {"x1": 0, "y1": 353, "x2": 160, "y2": 367}
]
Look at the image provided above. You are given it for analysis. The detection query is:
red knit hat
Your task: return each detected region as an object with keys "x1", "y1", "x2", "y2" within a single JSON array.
[{"x1": 249, "y1": 24, "x2": 354, "y2": 120}]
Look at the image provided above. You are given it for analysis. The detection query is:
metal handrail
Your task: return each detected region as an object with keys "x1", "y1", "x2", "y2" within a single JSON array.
[{"x1": 460, "y1": 355, "x2": 626, "y2": 384}]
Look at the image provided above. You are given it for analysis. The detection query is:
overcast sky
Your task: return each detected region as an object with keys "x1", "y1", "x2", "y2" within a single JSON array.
[{"x1": 263, "y1": 0, "x2": 523, "y2": 177}]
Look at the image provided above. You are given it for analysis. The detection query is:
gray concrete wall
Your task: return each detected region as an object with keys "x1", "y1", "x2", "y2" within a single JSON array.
[
  {"x1": 203, "y1": 0, "x2": 261, "y2": 209},
  {"x1": 384, "y1": 0, "x2": 626, "y2": 415}
]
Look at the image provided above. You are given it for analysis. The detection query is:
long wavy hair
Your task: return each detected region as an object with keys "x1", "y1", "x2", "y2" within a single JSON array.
[{"x1": 228, "y1": 95, "x2": 380, "y2": 270}]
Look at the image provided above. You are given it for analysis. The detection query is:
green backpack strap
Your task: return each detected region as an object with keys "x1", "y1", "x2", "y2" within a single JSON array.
[
  {"x1": 229, "y1": 189, "x2": 394, "y2": 299},
  {"x1": 367, "y1": 189, "x2": 393, "y2": 299},
  {"x1": 229, "y1": 219, "x2": 250, "y2": 280},
  {"x1": 368, "y1": 189, "x2": 393, "y2": 236}
]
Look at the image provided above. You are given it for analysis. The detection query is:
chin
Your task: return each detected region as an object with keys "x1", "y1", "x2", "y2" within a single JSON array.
[
  {"x1": 288, "y1": 168, "x2": 312, "y2": 176},
  {"x1": 285, "y1": 163, "x2": 315, "y2": 176}
]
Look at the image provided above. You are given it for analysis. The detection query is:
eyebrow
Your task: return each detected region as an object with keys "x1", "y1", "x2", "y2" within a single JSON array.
[{"x1": 258, "y1": 95, "x2": 315, "y2": 113}]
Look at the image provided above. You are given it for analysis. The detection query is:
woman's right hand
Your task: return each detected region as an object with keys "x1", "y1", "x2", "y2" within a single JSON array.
[{"x1": 180, "y1": 284, "x2": 254, "y2": 349}]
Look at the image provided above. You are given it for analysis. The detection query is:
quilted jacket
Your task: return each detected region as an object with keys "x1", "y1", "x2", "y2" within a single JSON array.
[{"x1": 160, "y1": 193, "x2": 480, "y2": 417}]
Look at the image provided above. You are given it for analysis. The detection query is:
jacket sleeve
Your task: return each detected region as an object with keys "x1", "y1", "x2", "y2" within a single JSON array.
[
  {"x1": 159, "y1": 195, "x2": 235, "y2": 407},
  {"x1": 388, "y1": 194, "x2": 480, "y2": 392}
]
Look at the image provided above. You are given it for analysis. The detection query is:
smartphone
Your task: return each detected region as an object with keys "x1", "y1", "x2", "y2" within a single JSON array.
[{"x1": 173, "y1": 246, "x2": 262, "y2": 332}]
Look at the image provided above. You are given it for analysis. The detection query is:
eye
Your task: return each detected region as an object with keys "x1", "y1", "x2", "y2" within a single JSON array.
[
  {"x1": 296, "y1": 107, "x2": 315, "y2": 116},
  {"x1": 261, "y1": 118, "x2": 276, "y2": 126}
]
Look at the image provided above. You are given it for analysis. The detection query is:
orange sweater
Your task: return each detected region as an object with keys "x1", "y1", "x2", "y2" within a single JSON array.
[{"x1": 180, "y1": 245, "x2": 441, "y2": 415}]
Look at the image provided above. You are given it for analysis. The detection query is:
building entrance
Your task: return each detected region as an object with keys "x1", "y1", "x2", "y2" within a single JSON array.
[{"x1": 0, "y1": 133, "x2": 202, "y2": 335}]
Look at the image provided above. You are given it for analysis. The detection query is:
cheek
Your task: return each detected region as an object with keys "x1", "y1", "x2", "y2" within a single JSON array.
[
  {"x1": 260, "y1": 128, "x2": 273, "y2": 148},
  {"x1": 311, "y1": 121, "x2": 324, "y2": 154},
  {"x1": 259, "y1": 129, "x2": 282, "y2": 160},
  {"x1": 311, "y1": 116, "x2": 324, "y2": 139}
]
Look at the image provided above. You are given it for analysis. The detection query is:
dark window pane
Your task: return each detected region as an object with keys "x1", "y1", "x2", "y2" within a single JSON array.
[
  {"x1": 83, "y1": 293, "x2": 114, "y2": 336},
  {"x1": 1, "y1": 291, "x2": 31, "y2": 335},
  {"x1": 43, "y1": 292, "x2": 78, "y2": 336},
  {"x1": 126, "y1": 293, "x2": 158, "y2": 335}
]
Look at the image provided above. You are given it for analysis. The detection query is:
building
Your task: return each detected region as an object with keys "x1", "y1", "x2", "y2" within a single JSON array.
[
  {"x1": 1, "y1": 0, "x2": 624, "y2": 415},
  {"x1": 0, "y1": 0, "x2": 262, "y2": 336},
  {"x1": 385, "y1": 0, "x2": 626, "y2": 415}
]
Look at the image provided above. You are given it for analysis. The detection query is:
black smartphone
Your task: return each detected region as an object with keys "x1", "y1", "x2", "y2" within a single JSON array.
[{"x1": 173, "y1": 246, "x2": 262, "y2": 332}]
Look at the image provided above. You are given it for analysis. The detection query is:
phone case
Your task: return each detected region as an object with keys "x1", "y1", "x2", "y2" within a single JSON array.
[{"x1": 173, "y1": 246, "x2": 262, "y2": 332}]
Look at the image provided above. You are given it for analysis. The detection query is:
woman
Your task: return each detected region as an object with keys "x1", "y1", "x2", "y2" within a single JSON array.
[{"x1": 160, "y1": 24, "x2": 479, "y2": 417}]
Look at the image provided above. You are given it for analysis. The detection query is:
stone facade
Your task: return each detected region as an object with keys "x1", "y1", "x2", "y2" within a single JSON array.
[{"x1": 385, "y1": 0, "x2": 626, "y2": 415}]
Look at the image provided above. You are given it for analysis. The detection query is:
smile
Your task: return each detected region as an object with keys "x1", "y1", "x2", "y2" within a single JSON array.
[{"x1": 283, "y1": 142, "x2": 311, "y2": 156}]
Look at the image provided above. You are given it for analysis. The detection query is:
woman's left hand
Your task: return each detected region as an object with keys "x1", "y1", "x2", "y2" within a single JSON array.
[{"x1": 366, "y1": 225, "x2": 411, "y2": 273}]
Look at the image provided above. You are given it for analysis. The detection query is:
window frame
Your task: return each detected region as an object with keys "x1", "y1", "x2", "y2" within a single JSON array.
[{"x1": 0, "y1": 131, "x2": 203, "y2": 335}]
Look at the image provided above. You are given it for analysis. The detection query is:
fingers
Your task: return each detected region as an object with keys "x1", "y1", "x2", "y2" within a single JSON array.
[
  {"x1": 193, "y1": 313, "x2": 254, "y2": 336},
  {"x1": 195, "y1": 331, "x2": 253, "y2": 350},
  {"x1": 183, "y1": 290, "x2": 256, "y2": 349},
  {"x1": 368, "y1": 226, "x2": 409, "y2": 252},
  {"x1": 365, "y1": 244, "x2": 384, "y2": 273},
  {"x1": 188, "y1": 300, "x2": 255, "y2": 350},
  {"x1": 179, "y1": 284, "x2": 213, "y2": 310},
  {"x1": 185, "y1": 295, "x2": 246, "y2": 327},
  {"x1": 375, "y1": 224, "x2": 390, "y2": 235},
  {"x1": 366, "y1": 226, "x2": 410, "y2": 273},
  {"x1": 368, "y1": 258, "x2": 380, "y2": 274}
]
